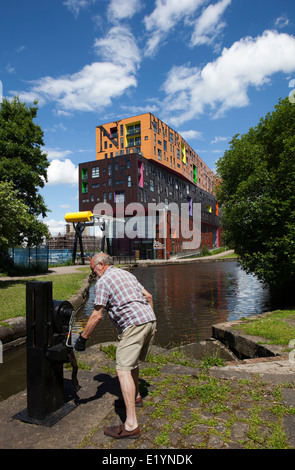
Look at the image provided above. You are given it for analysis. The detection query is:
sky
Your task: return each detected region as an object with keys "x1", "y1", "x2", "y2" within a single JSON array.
[{"x1": 1, "y1": 0, "x2": 295, "y2": 236}]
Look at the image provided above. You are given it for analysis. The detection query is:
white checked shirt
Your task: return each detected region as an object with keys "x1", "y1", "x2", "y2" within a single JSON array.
[{"x1": 94, "y1": 266, "x2": 156, "y2": 333}]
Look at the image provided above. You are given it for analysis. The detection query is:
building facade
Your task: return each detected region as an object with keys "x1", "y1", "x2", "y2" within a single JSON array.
[{"x1": 79, "y1": 113, "x2": 221, "y2": 259}]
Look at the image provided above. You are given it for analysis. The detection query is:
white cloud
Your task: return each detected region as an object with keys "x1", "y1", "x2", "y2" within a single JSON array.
[
  {"x1": 12, "y1": 26, "x2": 140, "y2": 114},
  {"x1": 5, "y1": 64, "x2": 15, "y2": 74},
  {"x1": 121, "y1": 103, "x2": 159, "y2": 115},
  {"x1": 190, "y1": 0, "x2": 232, "y2": 47},
  {"x1": 275, "y1": 15, "x2": 289, "y2": 29},
  {"x1": 94, "y1": 25, "x2": 141, "y2": 69},
  {"x1": 144, "y1": 0, "x2": 205, "y2": 33},
  {"x1": 63, "y1": 0, "x2": 96, "y2": 18},
  {"x1": 107, "y1": 0, "x2": 143, "y2": 22},
  {"x1": 162, "y1": 30, "x2": 295, "y2": 124},
  {"x1": 45, "y1": 148, "x2": 73, "y2": 160},
  {"x1": 211, "y1": 136, "x2": 228, "y2": 144},
  {"x1": 179, "y1": 129, "x2": 203, "y2": 141},
  {"x1": 45, "y1": 219, "x2": 68, "y2": 236},
  {"x1": 46, "y1": 159, "x2": 78, "y2": 186},
  {"x1": 143, "y1": 0, "x2": 206, "y2": 56}
]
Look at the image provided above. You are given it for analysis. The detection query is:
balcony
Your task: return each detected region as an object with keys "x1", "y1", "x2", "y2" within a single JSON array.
[
  {"x1": 126, "y1": 125, "x2": 141, "y2": 137},
  {"x1": 126, "y1": 137, "x2": 141, "y2": 148}
]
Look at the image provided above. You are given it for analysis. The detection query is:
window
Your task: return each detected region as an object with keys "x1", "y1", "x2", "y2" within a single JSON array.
[
  {"x1": 126, "y1": 136, "x2": 141, "y2": 147},
  {"x1": 108, "y1": 164, "x2": 112, "y2": 175},
  {"x1": 150, "y1": 180, "x2": 154, "y2": 191},
  {"x1": 92, "y1": 166, "x2": 99, "y2": 178},
  {"x1": 109, "y1": 192, "x2": 112, "y2": 200},
  {"x1": 110, "y1": 126, "x2": 117, "y2": 139},
  {"x1": 126, "y1": 123, "x2": 141, "y2": 135},
  {"x1": 158, "y1": 149, "x2": 162, "y2": 160},
  {"x1": 127, "y1": 175, "x2": 131, "y2": 187},
  {"x1": 82, "y1": 182, "x2": 88, "y2": 193},
  {"x1": 81, "y1": 168, "x2": 88, "y2": 180}
]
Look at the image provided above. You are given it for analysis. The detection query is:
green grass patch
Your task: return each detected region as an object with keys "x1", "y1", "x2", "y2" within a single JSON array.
[
  {"x1": 233, "y1": 309, "x2": 295, "y2": 345},
  {"x1": 199, "y1": 352, "x2": 226, "y2": 370},
  {"x1": 0, "y1": 271, "x2": 90, "y2": 321},
  {"x1": 185, "y1": 377, "x2": 231, "y2": 404},
  {"x1": 100, "y1": 344, "x2": 117, "y2": 360}
]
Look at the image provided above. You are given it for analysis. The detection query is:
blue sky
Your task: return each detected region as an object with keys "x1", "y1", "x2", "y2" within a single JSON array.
[{"x1": 1, "y1": 0, "x2": 295, "y2": 235}]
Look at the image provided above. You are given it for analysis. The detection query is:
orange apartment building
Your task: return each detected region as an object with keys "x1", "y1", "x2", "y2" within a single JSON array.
[
  {"x1": 95, "y1": 113, "x2": 216, "y2": 194},
  {"x1": 79, "y1": 113, "x2": 221, "y2": 259}
]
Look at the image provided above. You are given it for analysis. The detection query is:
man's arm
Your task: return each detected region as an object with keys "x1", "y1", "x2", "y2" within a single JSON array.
[
  {"x1": 142, "y1": 288, "x2": 154, "y2": 311},
  {"x1": 81, "y1": 305, "x2": 104, "y2": 339}
]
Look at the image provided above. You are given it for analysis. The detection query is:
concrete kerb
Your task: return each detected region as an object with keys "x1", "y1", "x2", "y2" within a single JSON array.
[{"x1": 210, "y1": 312, "x2": 295, "y2": 385}]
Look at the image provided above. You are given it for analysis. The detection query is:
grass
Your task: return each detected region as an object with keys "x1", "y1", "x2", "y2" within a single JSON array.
[
  {"x1": 233, "y1": 309, "x2": 295, "y2": 346},
  {"x1": 0, "y1": 268, "x2": 90, "y2": 321},
  {"x1": 141, "y1": 371, "x2": 295, "y2": 449},
  {"x1": 78, "y1": 344, "x2": 295, "y2": 449}
]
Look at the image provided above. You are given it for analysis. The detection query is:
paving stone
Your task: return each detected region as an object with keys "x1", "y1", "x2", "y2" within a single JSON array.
[{"x1": 231, "y1": 422, "x2": 250, "y2": 440}]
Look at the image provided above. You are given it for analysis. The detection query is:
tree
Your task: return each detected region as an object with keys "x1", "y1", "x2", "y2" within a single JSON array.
[
  {"x1": 0, "y1": 97, "x2": 49, "y2": 217},
  {"x1": 0, "y1": 181, "x2": 48, "y2": 249},
  {"x1": 216, "y1": 97, "x2": 295, "y2": 288},
  {"x1": 0, "y1": 97, "x2": 50, "y2": 264}
]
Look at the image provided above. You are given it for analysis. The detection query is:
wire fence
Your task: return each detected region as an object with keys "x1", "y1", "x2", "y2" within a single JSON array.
[{"x1": 8, "y1": 247, "x2": 74, "y2": 269}]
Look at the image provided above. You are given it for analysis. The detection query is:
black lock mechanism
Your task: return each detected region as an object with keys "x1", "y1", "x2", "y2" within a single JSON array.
[{"x1": 14, "y1": 281, "x2": 81, "y2": 426}]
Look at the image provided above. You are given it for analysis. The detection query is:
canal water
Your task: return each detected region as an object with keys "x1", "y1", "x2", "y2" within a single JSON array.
[
  {"x1": 74, "y1": 260, "x2": 271, "y2": 349},
  {"x1": 0, "y1": 259, "x2": 276, "y2": 401}
]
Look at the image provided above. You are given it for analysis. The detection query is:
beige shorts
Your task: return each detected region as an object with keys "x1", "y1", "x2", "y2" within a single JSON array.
[{"x1": 116, "y1": 321, "x2": 156, "y2": 371}]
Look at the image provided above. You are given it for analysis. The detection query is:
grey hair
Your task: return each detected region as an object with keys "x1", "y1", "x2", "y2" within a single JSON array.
[{"x1": 92, "y1": 252, "x2": 114, "y2": 266}]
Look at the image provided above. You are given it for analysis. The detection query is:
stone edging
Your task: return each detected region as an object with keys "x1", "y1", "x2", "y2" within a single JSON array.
[{"x1": 212, "y1": 313, "x2": 288, "y2": 359}]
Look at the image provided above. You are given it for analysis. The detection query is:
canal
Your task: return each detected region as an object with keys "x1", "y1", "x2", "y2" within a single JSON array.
[
  {"x1": 74, "y1": 259, "x2": 271, "y2": 349},
  {"x1": 0, "y1": 259, "x2": 277, "y2": 401}
]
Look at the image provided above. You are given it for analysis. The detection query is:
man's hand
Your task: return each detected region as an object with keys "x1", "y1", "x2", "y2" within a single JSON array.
[{"x1": 74, "y1": 333, "x2": 87, "y2": 351}]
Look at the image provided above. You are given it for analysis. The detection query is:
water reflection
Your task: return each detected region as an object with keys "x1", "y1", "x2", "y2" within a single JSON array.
[
  {"x1": 0, "y1": 347, "x2": 26, "y2": 401},
  {"x1": 75, "y1": 260, "x2": 271, "y2": 348}
]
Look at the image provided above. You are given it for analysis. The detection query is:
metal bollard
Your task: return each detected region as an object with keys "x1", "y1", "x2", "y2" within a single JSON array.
[{"x1": 14, "y1": 281, "x2": 80, "y2": 426}]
